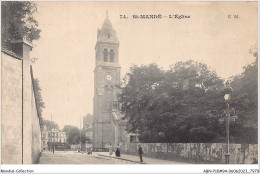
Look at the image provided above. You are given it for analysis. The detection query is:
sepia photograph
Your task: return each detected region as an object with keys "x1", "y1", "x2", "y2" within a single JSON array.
[{"x1": 1, "y1": 1, "x2": 259, "y2": 173}]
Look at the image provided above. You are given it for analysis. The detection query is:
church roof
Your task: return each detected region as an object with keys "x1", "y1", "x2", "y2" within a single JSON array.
[{"x1": 97, "y1": 13, "x2": 119, "y2": 44}]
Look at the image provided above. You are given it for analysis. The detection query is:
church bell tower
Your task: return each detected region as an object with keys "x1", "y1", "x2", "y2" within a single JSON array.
[{"x1": 93, "y1": 13, "x2": 122, "y2": 150}]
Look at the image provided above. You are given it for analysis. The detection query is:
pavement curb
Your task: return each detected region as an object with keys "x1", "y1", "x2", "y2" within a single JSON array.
[{"x1": 97, "y1": 154, "x2": 146, "y2": 164}]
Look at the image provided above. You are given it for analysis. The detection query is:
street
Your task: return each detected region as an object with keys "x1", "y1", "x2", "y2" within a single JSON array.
[{"x1": 38, "y1": 151, "x2": 139, "y2": 164}]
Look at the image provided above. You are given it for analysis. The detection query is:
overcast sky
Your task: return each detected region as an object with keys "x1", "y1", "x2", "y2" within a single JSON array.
[{"x1": 30, "y1": 1, "x2": 257, "y2": 129}]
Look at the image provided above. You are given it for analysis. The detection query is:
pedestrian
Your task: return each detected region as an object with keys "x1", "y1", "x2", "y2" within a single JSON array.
[
  {"x1": 53, "y1": 144, "x2": 55, "y2": 153},
  {"x1": 138, "y1": 144, "x2": 143, "y2": 162},
  {"x1": 115, "y1": 144, "x2": 120, "y2": 157},
  {"x1": 109, "y1": 144, "x2": 113, "y2": 155},
  {"x1": 89, "y1": 147, "x2": 93, "y2": 155}
]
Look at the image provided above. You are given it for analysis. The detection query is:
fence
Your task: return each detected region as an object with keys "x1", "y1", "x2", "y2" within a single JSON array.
[{"x1": 121, "y1": 143, "x2": 258, "y2": 164}]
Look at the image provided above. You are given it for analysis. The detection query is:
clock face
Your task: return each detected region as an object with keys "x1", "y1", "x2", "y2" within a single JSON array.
[{"x1": 106, "y1": 74, "x2": 112, "y2": 81}]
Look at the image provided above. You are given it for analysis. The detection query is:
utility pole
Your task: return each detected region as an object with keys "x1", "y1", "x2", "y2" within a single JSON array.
[
  {"x1": 225, "y1": 101, "x2": 230, "y2": 164},
  {"x1": 53, "y1": 130, "x2": 55, "y2": 154},
  {"x1": 51, "y1": 114, "x2": 55, "y2": 154},
  {"x1": 102, "y1": 121, "x2": 103, "y2": 151},
  {"x1": 80, "y1": 116, "x2": 82, "y2": 151},
  {"x1": 51, "y1": 115, "x2": 52, "y2": 153}
]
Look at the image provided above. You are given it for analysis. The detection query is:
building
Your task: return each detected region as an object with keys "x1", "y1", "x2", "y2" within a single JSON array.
[
  {"x1": 93, "y1": 13, "x2": 129, "y2": 150},
  {"x1": 83, "y1": 114, "x2": 93, "y2": 142},
  {"x1": 85, "y1": 123, "x2": 93, "y2": 141},
  {"x1": 57, "y1": 131, "x2": 67, "y2": 143},
  {"x1": 41, "y1": 125, "x2": 67, "y2": 150},
  {"x1": 42, "y1": 125, "x2": 48, "y2": 150},
  {"x1": 83, "y1": 114, "x2": 93, "y2": 130}
]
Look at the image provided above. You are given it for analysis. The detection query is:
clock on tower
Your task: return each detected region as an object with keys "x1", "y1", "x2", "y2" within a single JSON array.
[{"x1": 106, "y1": 74, "x2": 112, "y2": 81}]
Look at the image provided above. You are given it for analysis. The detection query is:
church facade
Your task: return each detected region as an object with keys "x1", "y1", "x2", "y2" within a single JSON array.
[{"x1": 93, "y1": 14, "x2": 128, "y2": 150}]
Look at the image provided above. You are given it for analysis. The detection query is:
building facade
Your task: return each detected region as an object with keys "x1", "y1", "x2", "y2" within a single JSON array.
[
  {"x1": 42, "y1": 126, "x2": 67, "y2": 150},
  {"x1": 93, "y1": 14, "x2": 127, "y2": 150},
  {"x1": 83, "y1": 114, "x2": 93, "y2": 130}
]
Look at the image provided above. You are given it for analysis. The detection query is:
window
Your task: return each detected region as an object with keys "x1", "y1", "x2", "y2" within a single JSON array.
[
  {"x1": 110, "y1": 50, "x2": 114, "y2": 62},
  {"x1": 104, "y1": 49, "x2": 108, "y2": 62},
  {"x1": 112, "y1": 101, "x2": 119, "y2": 109}
]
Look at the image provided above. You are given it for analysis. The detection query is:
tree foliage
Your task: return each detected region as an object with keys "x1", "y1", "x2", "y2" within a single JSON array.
[
  {"x1": 62, "y1": 125, "x2": 90, "y2": 145},
  {"x1": 120, "y1": 58, "x2": 257, "y2": 144},
  {"x1": 1, "y1": 1, "x2": 41, "y2": 49},
  {"x1": 42, "y1": 119, "x2": 59, "y2": 131},
  {"x1": 229, "y1": 47, "x2": 258, "y2": 143},
  {"x1": 33, "y1": 78, "x2": 45, "y2": 125}
]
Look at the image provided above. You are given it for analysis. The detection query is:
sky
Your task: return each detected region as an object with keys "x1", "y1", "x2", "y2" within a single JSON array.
[{"x1": 30, "y1": 1, "x2": 258, "y2": 129}]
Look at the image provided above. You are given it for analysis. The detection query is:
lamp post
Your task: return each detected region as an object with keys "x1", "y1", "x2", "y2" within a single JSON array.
[
  {"x1": 52, "y1": 130, "x2": 56, "y2": 154},
  {"x1": 224, "y1": 93, "x2": 230, "y2": 164},
  {"x1": 80, "y1": 116, "x2": 82, "y2": 152}
]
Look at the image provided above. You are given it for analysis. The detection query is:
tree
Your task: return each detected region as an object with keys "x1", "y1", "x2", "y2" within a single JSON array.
[
  {"x1": 62, "y1": 125, "x2": 90, "y2": 145},
  {"x1": 162, "y1": 60, "x2": 225, "y2": 143},
  {"x1": 119, "y1": 64, "x2": 165, "y2": 133},
  {"x1": 229, "y1": 46, "x2": 258, "y2": 143},
  {"x1": 42, "y1": 120, "x2": 59, "y2": 131},
  {"x1": 119, "y1": 61, "x2": 226, "y2": 143},
  {"x1": 33, "y1": 78, "x2": 45, "y2": 125},
  {"x1": 1, "y1": 1, "x2": 41, "y2": 49}
]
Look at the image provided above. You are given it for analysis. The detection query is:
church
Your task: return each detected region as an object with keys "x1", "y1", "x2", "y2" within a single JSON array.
[{"x1": 92, "y1": 13, "x2": 131, "y2": 151}]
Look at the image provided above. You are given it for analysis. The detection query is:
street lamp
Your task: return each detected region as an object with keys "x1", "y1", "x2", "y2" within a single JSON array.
[{"x1": 224, "y1": 93, "x2": 231, "y2": 164}]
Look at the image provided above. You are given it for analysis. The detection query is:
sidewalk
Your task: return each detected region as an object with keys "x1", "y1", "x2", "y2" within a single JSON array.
[{"x1": 97, "y1": 152, "x2": 189, "y2": 164}]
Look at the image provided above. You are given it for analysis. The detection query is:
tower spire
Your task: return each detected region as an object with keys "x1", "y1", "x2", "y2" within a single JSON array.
[{"x1": 96, "y1": 12, "x2": 119, "y2": 44}]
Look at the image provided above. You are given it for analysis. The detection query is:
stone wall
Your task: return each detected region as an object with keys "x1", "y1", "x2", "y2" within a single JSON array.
[
  {"x1": 121, "y1": 143, "x2": 258, "y2": 164},
  {"x1": 1, "y1": 51, "x2": 23, "y2": 164},
  {"x1": 31, "y1": 67, "x2": 42, "y2": 163},
  {"x1": 1, "y1": 40, "x2": 42, "y2": 164}
]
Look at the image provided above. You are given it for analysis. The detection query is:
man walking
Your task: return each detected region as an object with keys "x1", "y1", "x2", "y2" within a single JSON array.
[{"x1": 138, "y1": 144, "x2": 143, "y2": 162}]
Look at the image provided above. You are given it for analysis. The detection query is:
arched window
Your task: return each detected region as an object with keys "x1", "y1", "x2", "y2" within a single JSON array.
[
  {"x1": 103, "y1": 49, "x2": 108, "y2": 62},
  {"x1": 110, "y1": 49, "x2": 114, "y2": 62}
]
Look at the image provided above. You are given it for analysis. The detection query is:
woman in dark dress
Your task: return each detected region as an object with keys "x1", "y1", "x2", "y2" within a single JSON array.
[{"x1": 115, "y1": 144, "x2": 120, "y2": 157}]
